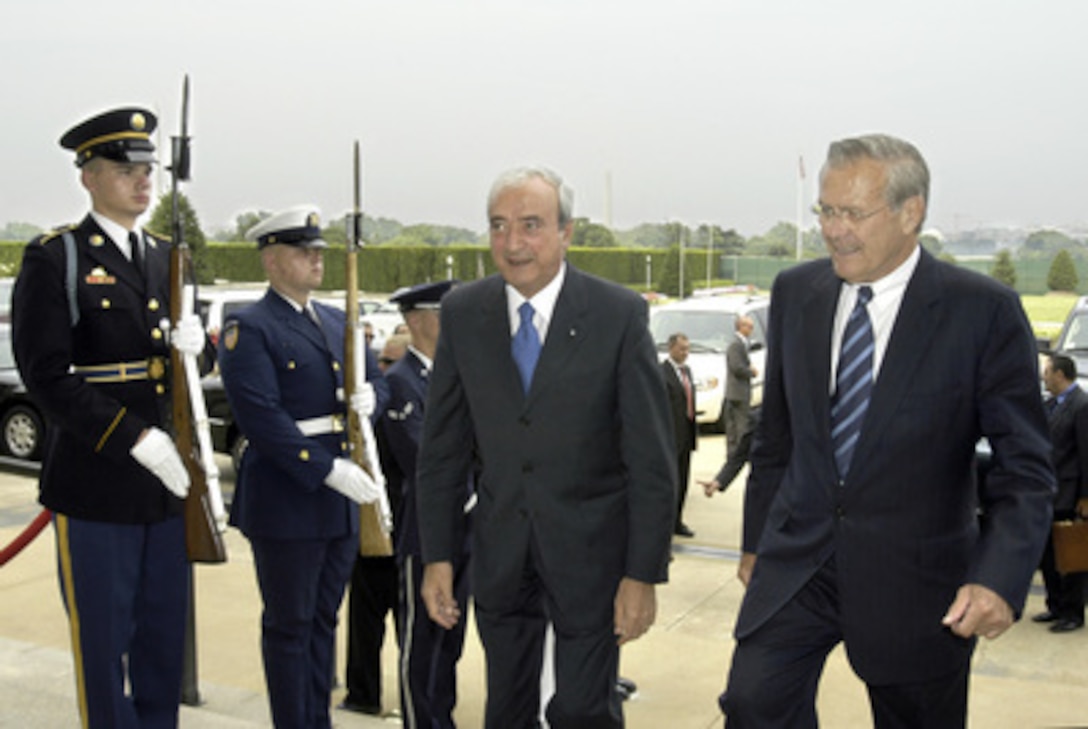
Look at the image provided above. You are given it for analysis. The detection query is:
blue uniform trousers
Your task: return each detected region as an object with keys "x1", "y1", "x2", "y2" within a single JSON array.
[
  {"x1": 249, "y1": 533, "x2": 356, "y2": 729},
  {"x1": 54, "y1": 513, "x2": 189, "y2": 729}
]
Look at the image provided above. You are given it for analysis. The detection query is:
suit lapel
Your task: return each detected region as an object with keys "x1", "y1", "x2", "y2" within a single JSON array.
[
  {"x1": 799, "y1": 264, "x2": 841, "y2": 460},
  {"x1": 525, "y1": 268, "x2": 589, "y2": 405}
]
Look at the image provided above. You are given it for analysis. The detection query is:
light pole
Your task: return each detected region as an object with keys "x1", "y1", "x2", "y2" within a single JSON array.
[
  {"x1": 446, "y1": 254, "x2": 453, "y2": 281},
  {"x1": 645, "y1": 254, "x2": 652, "y2": 291}
]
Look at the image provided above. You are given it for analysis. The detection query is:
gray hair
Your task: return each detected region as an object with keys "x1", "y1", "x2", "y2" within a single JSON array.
[
  {"x1": 823, "y1": 134, "x2": 930, "y2": 230},
  {"x1": 487, "y1": 166, "x2": 574, "y2": 227}
]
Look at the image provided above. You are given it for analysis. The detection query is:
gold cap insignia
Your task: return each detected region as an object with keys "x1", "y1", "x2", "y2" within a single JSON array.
[
  {"x1": 130, "y1": 113, "x2": 147, "y2": 131},
  {"x1": 307, "y1": 212, "x2": 320, "y2": 227}
]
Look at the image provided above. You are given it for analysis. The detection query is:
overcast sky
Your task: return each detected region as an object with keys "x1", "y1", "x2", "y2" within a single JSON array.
[{"x1": 3, "y1": 1, "x2": 1086, "y2": 239}]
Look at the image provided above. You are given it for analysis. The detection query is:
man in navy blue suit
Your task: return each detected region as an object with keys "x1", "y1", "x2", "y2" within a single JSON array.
[
  {"x1": 416, "y1": 167, "x2": 675, "y2": 728},
  {"x1": 218, "y1": 205, "x2": 389, "y2": 729},
  {"x1": 720, "y1": 134, "x2": 1055, "y2": 728}
]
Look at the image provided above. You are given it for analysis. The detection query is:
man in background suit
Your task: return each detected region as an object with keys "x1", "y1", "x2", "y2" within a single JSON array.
[
  {"x1": 416, "y1": 166, "x2": 675, "y2": 728},
  {"x1": 661, "y1": 332, "x2": 697, "y2": 537},
  {"x1": 721, "y1": 134, "x2": 1054, "y2": 728},
  {"x1": 701, "y1": 315, "x2": 759, "y2": 497},
  {"x1": 1032, "y1": 353, "x2": 1088, "y2": 633}
]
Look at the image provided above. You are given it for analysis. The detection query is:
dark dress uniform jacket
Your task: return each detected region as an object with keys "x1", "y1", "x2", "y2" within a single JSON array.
[
  {"x1": 221, "y1": 290, "x2": 361, "y2": 540},
  {"x1": 740, "y1": 249, "x2": 1055, "y2": 685},
  {"x1": 13, "y1": 215, "x2": 180, "y2": 523},
  {"x1": 416, "y1": 267, "x2": 676, "y2": 617}
]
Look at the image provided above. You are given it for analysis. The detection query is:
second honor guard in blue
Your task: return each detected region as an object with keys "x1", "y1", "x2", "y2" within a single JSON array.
[
  {"x1": 381, "y1": 280, "x2": 472, "y2": 729},
  {"x1": 12, "y1": 106, "x2": 208, "y2": 729},
  {"x1": 218, "y1": 206, "x2": 389, "y2": 729}
]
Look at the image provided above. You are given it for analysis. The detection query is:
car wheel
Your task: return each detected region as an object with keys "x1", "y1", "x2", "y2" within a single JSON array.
[
  {"x1": 2, "y1": 403, "x2": 44, "y2": 461},
  {"x1": 230, "y1": 433, "x2": 249, "y2": 473}
]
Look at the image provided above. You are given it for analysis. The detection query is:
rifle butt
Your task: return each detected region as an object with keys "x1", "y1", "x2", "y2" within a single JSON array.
[
  {"x1": 358, "y1": 502, "x2": 393, "y2": 556},
  {"x1": 184, "y1": 462, "x2": 227, "y2": 564}
]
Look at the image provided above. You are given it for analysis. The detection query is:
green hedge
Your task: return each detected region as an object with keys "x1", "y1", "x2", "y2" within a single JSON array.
[{"x1": 15, "y1": 238, "x2": 1074, "y2": 295}]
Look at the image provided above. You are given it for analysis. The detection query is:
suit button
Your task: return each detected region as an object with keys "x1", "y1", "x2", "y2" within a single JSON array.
[
  {"x1": 522, "y1": 462, "x2": 533, "y2": 473},
  {"x1": 835, "y1": 506, "x2": 845, "y2": 519}
]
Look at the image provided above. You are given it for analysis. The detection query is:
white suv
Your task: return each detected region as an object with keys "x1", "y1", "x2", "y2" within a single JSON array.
[{"x1": 648, "y1": 294, "x2": 769, "y2": 430}]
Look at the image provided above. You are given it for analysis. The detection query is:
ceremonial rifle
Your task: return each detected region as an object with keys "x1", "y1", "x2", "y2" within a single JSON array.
[
  {"x1": 169, "y1": 75, "x2": 227, "y2": 564},
  {"x1": 346, "y1": 141, "x2": 393, "y2": 556}
]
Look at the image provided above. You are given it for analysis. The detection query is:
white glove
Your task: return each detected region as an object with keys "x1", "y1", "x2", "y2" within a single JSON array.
[
  {"x1": 169, "y1": 314, "x2": 205, "y2": 356},
  {"x1": 131, "y1": 427, "x2": 191, "y2": 498},
  {"x1": 324, "y1": 457, "x2": 381, "y2": 505},
  {"x1": 350, "y1": 383, "x2": 376, "y2": 419}
]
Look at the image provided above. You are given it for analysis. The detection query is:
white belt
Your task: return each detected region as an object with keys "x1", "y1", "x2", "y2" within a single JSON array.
[{"x1": 295, "y1": 414, "x2": 346, "y2": 436}]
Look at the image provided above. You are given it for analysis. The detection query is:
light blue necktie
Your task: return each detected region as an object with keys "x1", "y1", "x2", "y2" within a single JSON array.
[
  {"x1": 830, "y1": 285, "x2": 874, "y2": 478},
  {"x1": 512, "y1": 301, "x2": 541, "y2": 394}
]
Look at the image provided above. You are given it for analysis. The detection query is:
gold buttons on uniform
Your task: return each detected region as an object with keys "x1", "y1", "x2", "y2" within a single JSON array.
[
  {"x1": 288, "y1": 361, "x2": 297, "y2": 370},
  {"x1": 152, "y1": 328, "x2": 163, "y2": 340},
  {"x1": 101, "y1": 299, "x2": 111, "y2": 308},
  {"x1": 148, "y1": 299, "x2": 160, "y2": 312},
  {"x1": 332, "y1": 361, "x2": 341, "y2": 371},
  {"x1": 156, "y1": 384, "x2": 165, "y2": 395},
  {"x1": 299, "y1": 449, "x2": 310, "y2": 461}
]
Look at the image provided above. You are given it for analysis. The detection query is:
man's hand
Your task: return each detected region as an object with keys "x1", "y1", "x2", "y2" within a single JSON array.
[
  {"x1": 699, "y1": 478, "x2": 721, "y2": 497},
  {"x1": 737, "y1": 552, "x2": 757, "y2": 587},
  {"x1": 942, "y1": 583, "x2": 1014, "y2": 640},
  {"x1": 130, "y1": 427, "x2": 190, "y2": 498},
  {"x1": 421, "y1": 561, "x2": 461, "y2": 629},
  {"x1": 324, "y1": 458, "x2": 381, "y2": 504},
  {"x1": 614, "y1": 577, "x2": 656, "y2": 646}
]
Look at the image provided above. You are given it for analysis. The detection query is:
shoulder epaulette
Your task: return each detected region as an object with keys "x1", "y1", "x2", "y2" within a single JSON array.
[
  {"x1": 35, "y1": 223, "x2": 77, "y2": 245},
  {"x1": 144, "y1": 229, "x2": 171, "y2": 246}
]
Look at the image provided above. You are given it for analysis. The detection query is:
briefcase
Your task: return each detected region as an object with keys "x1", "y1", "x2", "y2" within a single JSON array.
[{"x1": 1052, "y1": 519, "x2": 1088, "y2": 574}]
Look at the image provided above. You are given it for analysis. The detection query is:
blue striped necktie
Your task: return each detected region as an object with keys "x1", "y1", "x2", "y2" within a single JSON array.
[
  {"x1": 512, "y1": 302, "x2": 541, "y2": 394},
  {"x1": 830, "y1": 285, "x2": 874, "y2": 478}
]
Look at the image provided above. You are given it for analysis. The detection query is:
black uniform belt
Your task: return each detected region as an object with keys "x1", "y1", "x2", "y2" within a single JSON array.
[{"x1": 74, "y1": 357, "x2": 168, "y2": 383}]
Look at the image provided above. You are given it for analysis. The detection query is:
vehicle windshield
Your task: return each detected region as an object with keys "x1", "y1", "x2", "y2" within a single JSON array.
[
  {"x1": 650, "y1": 310, "x2": 736, "y2": 353},
  {"x1": 1061, "y1": 312, "x2": 1088, "y2": 351}
]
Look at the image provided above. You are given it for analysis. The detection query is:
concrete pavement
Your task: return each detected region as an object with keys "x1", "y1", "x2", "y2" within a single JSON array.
[{"x1": 2, "y1": 436, "x2": 1088, "y2": 727}]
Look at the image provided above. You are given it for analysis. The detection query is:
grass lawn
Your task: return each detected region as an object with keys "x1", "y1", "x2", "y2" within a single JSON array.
[{"x1": 1022, "y1": 292, "x2": 1080, "y2": 343}]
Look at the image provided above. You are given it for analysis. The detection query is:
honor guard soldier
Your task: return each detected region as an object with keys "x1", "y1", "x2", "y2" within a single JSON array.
[
  {"x1": 11, "y1": 106, "x2": 208, "y2": 728},
  {"x1": 217, "y1": 205, "x2": 390, "y2": 728},
  {"x1": 377, "y1": 279, "x2": 473, "y2": 729}
]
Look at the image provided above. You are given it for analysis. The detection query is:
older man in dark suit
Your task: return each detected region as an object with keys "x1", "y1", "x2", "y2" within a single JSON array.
[
  {"x1": 720, "y1": 134, "x2": 1054, "y2": 728},
  {"x1": 416, "y1": 166, "x2": 675, "y2": 728}
]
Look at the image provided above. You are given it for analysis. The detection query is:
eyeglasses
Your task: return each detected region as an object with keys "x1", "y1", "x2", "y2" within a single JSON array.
[{"x1": 811, "y1": 202, "x2": 888, "y2": 224}]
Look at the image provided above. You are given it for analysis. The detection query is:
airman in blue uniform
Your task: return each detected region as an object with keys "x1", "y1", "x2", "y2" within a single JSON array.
[
  {"x1": 218, "y1": 205, "x2": 389, "y2": 729},
  {"x1": 12, "y1": 106, "x2": 208, "y2": 729},
  {"x1": 379, "y1": 279, "x2": 473, "y2": 729}
]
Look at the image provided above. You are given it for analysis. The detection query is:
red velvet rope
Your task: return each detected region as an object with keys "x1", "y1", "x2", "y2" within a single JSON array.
[{"x1": 0, "y1": 509, "x2": 51, "y2": 567}]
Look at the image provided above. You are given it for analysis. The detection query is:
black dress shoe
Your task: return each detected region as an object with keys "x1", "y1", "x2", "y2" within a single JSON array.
[
  {"x1": 1049, "y1": 619, "x2": 1084, "y2": 633},
  {"x1": 674, "y1": 523, "x2": 695, "y2": 538},
  {"x1": 1032, "y1": 610, "x2": 1059, "y2": 623},
  {"x1": 337, "y1": 699, "x2": 381, "y2": 715}
]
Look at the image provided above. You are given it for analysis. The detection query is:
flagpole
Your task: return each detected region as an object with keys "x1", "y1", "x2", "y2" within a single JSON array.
[{"x1": 796, "y1": 154, "x2": 806, "y2": 261}]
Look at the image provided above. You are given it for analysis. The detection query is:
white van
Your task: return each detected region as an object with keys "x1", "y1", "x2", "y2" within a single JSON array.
[{"x1": 648, "y1": 294, "x2": 769, "y2": 430}]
